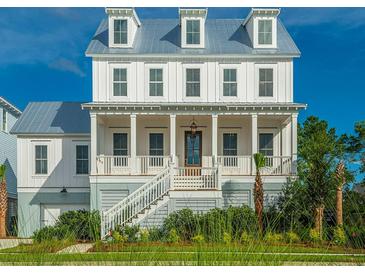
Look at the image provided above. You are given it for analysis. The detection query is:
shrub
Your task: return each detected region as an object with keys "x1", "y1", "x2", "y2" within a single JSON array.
[
  {"x1": 163, "y1": 209, "x2": 199, "y2": 241},
  {"x1": 120, "y1": 225, "x2": 140, "y2": 242},
  {"x1": 240, "y1": 231, "x2": 253, "y2": 244},
  {"x1": 223, "y1": 232, "x2": 232, "y2": 244},
  {"x1": 111, "y1": 230, "x2": 127, "y2": 243},
  {"x1": 138, "y1": 228, "x2": 150, "y2": 243},
  {"x1": 285, "y1": 231, "x2": 300, "y2": 243},
  {"x1": 166, "y1": 228, "x2": 180, "y2": 243},
  {"x1": 345, "y1": 226, "x2": 365, "y2": 248},
  {"x1": 148, "y1": 227, "x2": 164, "y2": 242},
  {"x1": 192, "y1": 234, "x2": 205, "y2": 244},
  {"x1": 264, "y1": 232, "x2": 284, "y2": 243},
  {"x1": 332, "y1": 226, "x2": 346, "y2": 246},
  {"x1": 33, "y1": 225, "x2": 74, "y2": 243},
  {"x1": 309, "y1": 228, "x2": 321, "y2": 243}
]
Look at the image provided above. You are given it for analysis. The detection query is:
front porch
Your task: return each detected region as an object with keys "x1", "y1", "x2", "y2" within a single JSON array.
[{"x1": 90, "y1": 112, "x2": 298, "y2": 177}]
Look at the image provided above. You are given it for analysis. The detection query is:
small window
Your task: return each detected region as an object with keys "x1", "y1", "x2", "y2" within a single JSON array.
[
  {"x1": 149, "y1": 69, "x2": 163, "y2": 96},
  {"x1": 35, "y1": 145, "x2": 47, "y2": 175},
  {"x1": 2, "y1": 109, "x2": 7, "y2": 132},
  {"x1": 259, "y1": 68, "x2": 273, "y2": 97},
  {"x1": 186, "y1": 20, "x2": 200, "y2": 45},
  {"x1": 114, "y1": 19, "x2": 128, "y2": 44},
  {"x1": 258, "y1": 20, "x2": 272, "y2": 45},
  {"x1": 113, "y1": 68, "x2": 127, "y2": 96},
  {"x1": 223, "y1": 133, "x2": 238, "y2": 156},
  {"x1": 223, "y1": 69, "x2": 237, "y2": 96},
  {"x1": 186, "y1": 68, "x2": 200, "y2": 97},
  {"x1": 76, "y1": 145, "x2": 89, "y2": 175},
  {"x1": 113, "y1": 133, "x2": 128, "y2": 156},
  {"x1": 259, "y1": 133, "x2": 274, "y2": 156},
  {"x1": 149, "y1": 133, "x2": 164, "y2": 167}
]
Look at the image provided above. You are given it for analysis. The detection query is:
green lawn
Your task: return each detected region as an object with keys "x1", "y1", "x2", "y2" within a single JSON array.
[{"x1": 0, "y1": 242, "x2": 365, "y2": 265}]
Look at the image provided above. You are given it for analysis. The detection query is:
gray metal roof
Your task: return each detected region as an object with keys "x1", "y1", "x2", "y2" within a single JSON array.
[
  {"x1": 86, "y1": 18, "x2": 300, "y2": 57},
  {"x1": 0, "y1": 96, "x2": 22, "y2": 117},
  {"x1": 11, "y1": 102, "x2": 90, "y2": 135}
]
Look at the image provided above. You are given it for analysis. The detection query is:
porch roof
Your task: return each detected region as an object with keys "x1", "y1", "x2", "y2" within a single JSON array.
[{"x1": 82, "y1": 102, "x2": 307, "y2": 114}]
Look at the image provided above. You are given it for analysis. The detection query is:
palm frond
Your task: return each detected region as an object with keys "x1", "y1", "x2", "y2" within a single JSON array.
[{"x1": 253, "y1": 153, "x2": 266, "y2": 170}]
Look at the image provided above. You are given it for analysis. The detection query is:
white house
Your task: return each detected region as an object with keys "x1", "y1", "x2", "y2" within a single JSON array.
[{"x1": 12, "y1": 8, "x2": 306, "y2": 237}]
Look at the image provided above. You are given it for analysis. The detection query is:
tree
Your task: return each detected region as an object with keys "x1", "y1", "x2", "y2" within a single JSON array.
[
  {"x1": 253, "y1": 152, "x2": 265, "y2": 235},
  {"x1": 0, "y1": 164, "x2": 7, "y2": 238},
  {"x1": 298, "y1": 116, "x2": 341, "y2": 239},
  {"x1": 335, "y1": 161, "x2": 345, "y2": 226}
]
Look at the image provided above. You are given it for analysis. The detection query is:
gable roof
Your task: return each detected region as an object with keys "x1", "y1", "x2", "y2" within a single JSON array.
[
  {"x1": 11, "y1": 102, "x2": 90, "y2": 135},
  {"x1": 86, "y1": 18, "x2": 300, "y2": 57},
  {"x1": 0, "y1": 96, "x2": 22, "y2": 117}
]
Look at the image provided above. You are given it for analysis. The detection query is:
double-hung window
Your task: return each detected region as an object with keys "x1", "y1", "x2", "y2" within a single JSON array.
[
  {"x1": 259, "y1": 68, "x2": 273, "y2": 97},
  {"x1": 2, "y1": 109, "x2": 6, "y2": 132},
  {"x1": 35, "y1": 145, "x2": 48, "y2": 175},
  {"x1": 113, "y1": 68, "x2": 127, "y2": 96},
  {"x1": 223, "y1": 133, "x2": 238, "y2": 167},
  {"x1": 114, "y1": 19, "x2": 128, "y2": 45},
  {"x1": 113, "y1": 133, "x2": 128, "y2": 166},
  {"x1": 149, "y1": 69, "x2": 163, "y2": 96},
  {"x1": 186, "y1": 69, "x2": 200, "y2": 97},
  {"x1": 149, "y1": 133, "x2": 164, "y2": 167},
  {"x1": 186, "y1": 20, "x2": 200, "y2": 45},
  {"x1": 223, "y1": 69, "x2": 237, "y2": 96},
  {"x1": 76, "y1": 145, "x2": 89, "y2": 175},
  {"x1": 259, "y1": 133, "x2": 274, "y2": 166},
  {"x1": 258, "y1": 20, "x2": 273, "y2": 45}
]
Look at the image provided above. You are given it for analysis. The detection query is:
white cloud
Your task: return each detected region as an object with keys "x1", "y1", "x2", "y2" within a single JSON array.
[{"x1": 48, "y1": 58, "x2": 86, "y2": 77}]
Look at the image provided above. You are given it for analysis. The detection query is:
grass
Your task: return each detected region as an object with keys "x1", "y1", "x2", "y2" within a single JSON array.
[
  {"x1": 0, "y1": 241, "x2": 365, "y2": 265},
  {"x1": 0, "y1": 239, "x2": 76, "y2": 254}
]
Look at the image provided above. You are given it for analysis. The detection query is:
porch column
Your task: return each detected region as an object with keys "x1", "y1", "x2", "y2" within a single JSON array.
[
  {"x1": 251, "y1": 114, "x2": 258, "y2": 174},
  {"x1": 291, "y1": 113, "x2": 298, "y2": 173},
  {"x1": 170, "y1": 114, "x2": 176, "y2": 164},
  {"x1": 90, "y1": 113, "x2": 97, "y2": 175},
  {"x1": 212, "y1": 114, "x2": 218, "y2": 166},
  {"x1": 130, "y1": 114, "x2": 137, "y2": 174}
]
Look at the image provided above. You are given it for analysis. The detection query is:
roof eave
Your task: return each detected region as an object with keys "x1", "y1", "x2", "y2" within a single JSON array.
[{"x1": 0, "y1": 97, "x2": 22, "y2": 116}]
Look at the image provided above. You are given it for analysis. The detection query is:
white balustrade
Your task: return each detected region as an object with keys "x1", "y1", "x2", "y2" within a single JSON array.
[
  {"x1": 172, "y1": 167, "x2": 219, "y2": 190},
  {"x1": 217, "y1": 156, "x2": 252, "y2": 175},
  {"x1": 136, "y1": 156, "x2": 170, "y2": 175},
  {"x1": 260, "y1": 156, "x2": 292, "y2": 175},
  {"x1": 96, "y1": 155, "x2": 130, "y2": 175}
]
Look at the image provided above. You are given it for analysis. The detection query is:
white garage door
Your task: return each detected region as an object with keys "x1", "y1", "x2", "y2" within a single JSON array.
[{"x1": 40, "y1": 204, "x2": 89, "y2": 228}]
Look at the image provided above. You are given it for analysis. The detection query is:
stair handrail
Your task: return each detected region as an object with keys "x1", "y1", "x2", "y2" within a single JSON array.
[{"x1": 101, "y1": 166, "x2": 171, "y2": 238}]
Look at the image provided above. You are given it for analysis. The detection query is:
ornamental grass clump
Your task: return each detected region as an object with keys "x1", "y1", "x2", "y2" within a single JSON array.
[
  {"x1": 192, "y1": 234, "x2": 205, "y2": 244},
  {"x1": 264, "y1": 231, "x2": 284, "y2": 244},
  {"x1": 332, "y1": 226, "x2": 346, "y2": 246},
  {"x1": 166, "y1": 228, "x2": 180, "y2": 243},
  {"x1": 223, "y1": 232, "x2": 232, "y2": 245},
  {"x1": 285, "y1": 231, "x2": 301, "y2": 244}
]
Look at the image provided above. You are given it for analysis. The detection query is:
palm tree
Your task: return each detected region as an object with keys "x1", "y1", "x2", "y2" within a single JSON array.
[
  {"x1": 253, "y1": 153, "x2": 266, "y2": 235},
  {"x1": 0, "y1": 164, "x2": 7, "y2": 238},
  {"x1": 335, "y1": 161, "x2": 345, "y2": 226}
]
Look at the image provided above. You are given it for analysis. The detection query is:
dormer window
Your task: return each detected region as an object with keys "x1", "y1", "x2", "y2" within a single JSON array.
[
  {"x1": 114, "y1": 19, "x2": 128, "y2": 45},
  {"x1": 186, "y1": 20, "x2": 200, "y2": 45},
  {"x1": 258, "y1": 19, "x2": 272, "y2": 45}
]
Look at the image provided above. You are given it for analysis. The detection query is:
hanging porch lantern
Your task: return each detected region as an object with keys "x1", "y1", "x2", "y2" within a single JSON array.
[{"x1": 190, "y1": 119, "x2": 198, "y2": 137}]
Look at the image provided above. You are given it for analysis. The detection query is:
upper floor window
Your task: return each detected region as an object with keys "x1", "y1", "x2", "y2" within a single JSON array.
[
  {"x1": 186, "y1": 68, "x2": 200, "y2": 97},
  {"x1": 223, "y1": 133, "x2": 238, "y2": 156},
  {"x1": 223, "y1": 69, "x2": 237, "y2": 96},
  {"x1": 113, "y1": 68, "x2": 127, "y2": 96},
  {"x1": 186, "y1": 20, "x2": 200, "y2": 45},
  {"x1": 35, "y1": 145, "x2": 48, "y2": 175},
  {"x1": 258, "y1": 20, "x2": 273, "y2": 45},
  {"x1": 114, "y1": 19, "x2": 128, "y2": 45},
  {"x1": 259, "y1": 133, "x2": 274, "y2": 156},
  {"x1": 259, "y1": 68, "x2": 273, "y2": 97},
  {"x1": 149, "y1": 69, "x2": 163, "y2": 96},
  {"x1": 76, "y1": 145, "x2": 89, "y2": 175},
  {"x1": 2, "y1": 109, "x2": 7, "y2": 132}
]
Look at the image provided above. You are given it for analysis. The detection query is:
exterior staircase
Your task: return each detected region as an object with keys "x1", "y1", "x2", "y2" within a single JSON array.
[{"x1": 100, "y1": 163, "x2": 220, "y2": 238}]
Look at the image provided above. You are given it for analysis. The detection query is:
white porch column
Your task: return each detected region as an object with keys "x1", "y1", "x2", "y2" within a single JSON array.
[
  {"x1": 291, "y1": 113, "x2": 298, "y2": 173},
  {"x1": 130, "y1": 114, "x2": 137, "y2": 174},
  {"x1": 170, "y1": 114, "x2": 176, "y2": 164},
  {"x1": 212, "y1": 114, "x2": 218, "y2": 166},
  {"x1": 251, "y1": 114, "x2": 258, "y2": 174},
  {"x1": 90, "y1": 113, "x2": 97, "y2": 175}
]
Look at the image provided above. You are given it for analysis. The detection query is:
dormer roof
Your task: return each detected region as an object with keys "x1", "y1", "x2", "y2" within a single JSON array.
[
  {"x1": 105, "y1": 7, "x2": 141, "y2": 26},
  {"x1": 242, "y1": 8, "x2": 281, "y2": 26}
]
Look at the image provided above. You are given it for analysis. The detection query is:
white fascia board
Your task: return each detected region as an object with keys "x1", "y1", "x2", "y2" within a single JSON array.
[{"x1": 243, "y1": 8, "x2": 281, "y2": 26}]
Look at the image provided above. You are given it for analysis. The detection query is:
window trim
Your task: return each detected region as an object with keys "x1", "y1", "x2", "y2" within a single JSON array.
[
  {"x1": 186, "y1": 19, "x2": 201, "y2": 45},
  {"x1": 222, "y1": 133, "x2": 238, "y2": 156},
  {"x1": 109, "y1": 63, "x2": 131, "y2": 102},
  {"x1": 75, "y1": 144, "x2": 89, "y2": 176},
  {"x1": 113, "y1": 132, "x2": 129, "y2": 157},
  {"x1": 257, "y1": 128, "x2": 279, "y2": 157},
  {"x1": 254, "y1": 17, "x2": 277, "y2": 49},
  {"x1": 149, "y1": 133, "x2": 164, "y2": 156},
  {"x1": 254, "y1": 63, "x2": 277, "y2": 102},
  {"x1": 34, "y1": 144, "x2": 48, "y2": 176},
  {"x1": 144, "y1": 63, "x2": 168, "y2": 101},
  {"x1": 185, "y1": 68, "x2": 201, "y2": 97},
  {"x1": 108, "y1": 16, "x2": 132, "y2": 48},
  {"x1": 181, "y1": 17, "x2": 205, "y2": 48},
  {"x1": 113, "y1": 19, "x2": 128, "y2": 45},
  {"x1": 257, "y1": 19, "x2": 273, "y2": 46},
  {"x1": 113, "y1": 68, "x2": 128, "y2": 97}
]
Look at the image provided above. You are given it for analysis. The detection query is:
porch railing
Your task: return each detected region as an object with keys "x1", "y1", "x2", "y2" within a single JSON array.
[
  {"x1": 172, "y1": 167, "x2": 220, "y2": 190},
  {"x1": 217, "y1": 156, "x2": 252, "y2": 175},
  {"x1": 260, "y1": 156, "x2": 292, "y2": 175},
  {"x1": 96, "y1": 155, "x2": 130, "y2": 175},
  {"x1": 136, "y1": 156, "x2": 170, "y2": 175}
]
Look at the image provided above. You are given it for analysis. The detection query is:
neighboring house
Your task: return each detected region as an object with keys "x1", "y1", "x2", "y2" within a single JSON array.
[
  {"x1": 0, "y1": 96, "x2": 22, "y2": 233},
  {"x1": 12, "y1": 8, "x2": 306, "y2": 237}
]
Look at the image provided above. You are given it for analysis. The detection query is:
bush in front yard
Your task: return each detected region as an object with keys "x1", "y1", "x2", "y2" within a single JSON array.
[{"x1": 32, "y1": 210, "x2": 100, "y2": 242}]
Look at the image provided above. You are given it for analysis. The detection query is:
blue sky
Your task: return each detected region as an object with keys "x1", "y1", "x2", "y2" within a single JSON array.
[{"x1": 0, "y1": 7, "x2": 364, "y2": 136}]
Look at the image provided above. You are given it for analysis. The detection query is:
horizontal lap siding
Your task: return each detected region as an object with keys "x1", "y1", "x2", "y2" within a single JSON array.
[
  {"x1": 101, "y1": 190, "x2": 129, "y2": 211},
  {"x1": 222, "y1": 190, "x2": 250, "y2": 208},
  {"x1": 174, "y1": 199, "x2": 218, "y2": 213},
  {"x1": 139, "y1": 204, "x2": 169, "y2": 228}
]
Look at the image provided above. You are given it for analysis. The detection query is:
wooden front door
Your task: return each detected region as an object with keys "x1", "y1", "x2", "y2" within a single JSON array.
[{"x1": 184, "y1": 131, "x2": 202, "y2": 167}]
